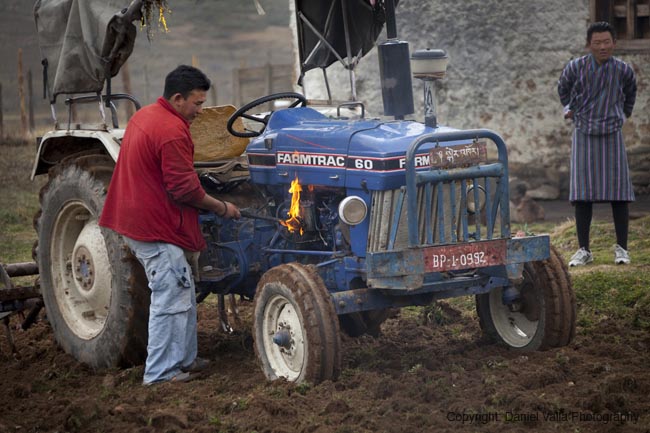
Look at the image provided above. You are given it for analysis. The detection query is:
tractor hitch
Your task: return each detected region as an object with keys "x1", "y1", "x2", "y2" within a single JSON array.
[{"x1": 1, "y1": 261, "x2": 43, "y2": 354}]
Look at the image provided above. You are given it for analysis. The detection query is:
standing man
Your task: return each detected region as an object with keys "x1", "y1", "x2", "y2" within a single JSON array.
[
  {"x1": 100, "y1": 65, "x2": 240, "y2": 385},
  {"x1": 558, "y1": 22, "x2": 637, "y2": 266}
]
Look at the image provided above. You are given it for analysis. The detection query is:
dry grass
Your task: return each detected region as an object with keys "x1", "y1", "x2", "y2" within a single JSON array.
[{"x1": 0, "y1": 141, "x2": 45, "y2": 263}]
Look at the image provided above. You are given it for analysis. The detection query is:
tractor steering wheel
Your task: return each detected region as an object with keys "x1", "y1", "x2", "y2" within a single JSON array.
[{"x1": 227, "y1": 92, "x2": 308, "y2": 138}]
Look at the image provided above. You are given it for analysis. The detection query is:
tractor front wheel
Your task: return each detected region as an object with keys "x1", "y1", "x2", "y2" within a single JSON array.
[
  {"x1": 476, "y1": 246, "x2": 575, "y2": 351},
  {"x1": 253, "y1": 263, "x2": 341, "y2": 383}
]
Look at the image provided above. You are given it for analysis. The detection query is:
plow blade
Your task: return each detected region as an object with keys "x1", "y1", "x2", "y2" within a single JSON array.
[{"x1": 1, "y1": 262, "x2": 42, "y2": 334}]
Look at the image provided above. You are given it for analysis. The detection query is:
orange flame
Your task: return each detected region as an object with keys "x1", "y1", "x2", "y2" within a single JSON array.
[{"x1": 281, "y1": 176, "x2": 303, "y2": 235}]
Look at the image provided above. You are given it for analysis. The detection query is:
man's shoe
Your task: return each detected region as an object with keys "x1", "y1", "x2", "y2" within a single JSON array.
[
  {"x1": 143, "y1": 371, "x2": 200, "y2": 386},
  {"x1": 181, "y1": 357, "x2": 210, "y2": 373},
  {"x1": 170, "y1": 371, "x2": 200, "y2": 383},
  {"x1": 614, "y1": 244, "x2": 630, "y2": 265},
  {"x1": 569, "y1": 247, "x2": 593, "y2": 267}
]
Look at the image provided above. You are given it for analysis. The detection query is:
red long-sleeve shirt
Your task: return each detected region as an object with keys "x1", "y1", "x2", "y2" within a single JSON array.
[{"x1": 100, "y1": 97, "x2": 207, "y2": 251}]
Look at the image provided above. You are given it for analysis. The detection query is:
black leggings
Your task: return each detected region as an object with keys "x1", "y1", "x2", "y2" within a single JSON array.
[{"x1": 574, "y1": 201, "x2": 629, "y2": 250}]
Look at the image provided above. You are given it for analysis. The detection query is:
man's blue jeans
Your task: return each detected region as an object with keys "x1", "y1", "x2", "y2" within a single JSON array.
[{"x1": 124, "y1": 237, "x2": 198, "y2": 384}]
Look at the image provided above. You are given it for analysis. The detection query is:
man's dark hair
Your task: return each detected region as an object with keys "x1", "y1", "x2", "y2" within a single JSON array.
[
  {"x1": 587, "y1": 21, "x2": 616, "y2": 43},
  {"x1": 163, "y1": 65, "x2": 211, "y2": 99}
]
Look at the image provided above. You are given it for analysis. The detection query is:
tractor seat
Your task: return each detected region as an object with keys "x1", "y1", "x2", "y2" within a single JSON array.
[
  {"x1": 191, "y1": 105, "x2": 250, "y2": 194},
  {"x1": 197, "y1": 156, "x2": 249, "y2": 195}
]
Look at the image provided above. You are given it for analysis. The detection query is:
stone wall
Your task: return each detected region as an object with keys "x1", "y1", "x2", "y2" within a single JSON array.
[{"x1": 296, "y1": 0, "x2": 650, "y2": 198}]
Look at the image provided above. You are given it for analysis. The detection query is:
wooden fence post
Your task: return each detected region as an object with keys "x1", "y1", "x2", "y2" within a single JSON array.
[
  {"x1": 28, "y1": 69, "x2": 35, "y2": 133},
  {"x1": 0, "y1": 83, "x2": 3, "y2": 140},
  {"x1": 265, "y1": 63, "x2": 273, "y2": 111},
  {"x1": 232, "y1": 68, "x2": 241, "y2": 107},
  {"x1": 211, "y1": 85, "x2": 217, "y2": 106},
  {"x1": 18, "y1": 48, "x2": 28, "y2": 140}
]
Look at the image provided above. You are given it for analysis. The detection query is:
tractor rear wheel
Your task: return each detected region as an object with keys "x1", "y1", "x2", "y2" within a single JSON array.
[
  {"x1": 253, "y1": 263, "x2": 341, "y2": 383},
  {"x1": 476, "y1": 246, "x2": 575, "y2": 351},
  {"x1": 37, "y1": 155, "x2": 149, "y2": 368}
]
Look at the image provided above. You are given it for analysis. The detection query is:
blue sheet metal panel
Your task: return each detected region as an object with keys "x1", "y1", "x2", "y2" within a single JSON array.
[
  {"x1": 311, "y1": 255, "x2": 369, "y2": 294},
  {"x1": 342, "y1": 188, "x2": 372, "y2": 257},
  {"x1": 271, "y1": 130, "x2": 349, "y2": 187},
  {"x1": 460, "y1": 182, "x2": 469, "y2": 241},
  {"x1": 507, "y1": 235, "x2": 550, "y2": 263},
  {"x1": 331, "y1": 289, "x2": 434, "y2": 314},
  {"x1": 331, "y1": 276, "x2": 506, "y2": 314},
  {"x1": 449, "y1": 181, "x2": 457, "y2": 243},
  {"x1": 387, "y1": 187, "x2": 406, "y2": 250},
  {"x1": 366, "y1": 248, "x2": 424, "y2": 277},
  {"x1": 472, "y1": 178, "x2": 482, "y2": 240},
  {"x1": 416, "y1": 162, "x2": 504, "y2": 184},
  {"x1": 345, "y1": 123, "x2": 473, "y2": 191},
  {"x1": 366, "y1": 248, "x2": 425, "y2": 290},
  {"x1": 366, "y1": 235, "x2": 549, "y2": 291},
  {"x1": 266, "y1": 106, "x2": 329, "y2": 127},
  {"x1": 247, "y1": 107, "x2": 377, "y2": 186},
  {"x1": 247, "y1": 107, "x2": 474, "y2": 191},
  {"x1": 484, "y1": 177, "x2": 493, "y2": 239}
]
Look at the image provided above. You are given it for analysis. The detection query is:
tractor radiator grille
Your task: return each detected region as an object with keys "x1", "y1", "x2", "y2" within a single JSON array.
[{"x1": 367, "y1": 178, "x2": 502, "y2": 253}]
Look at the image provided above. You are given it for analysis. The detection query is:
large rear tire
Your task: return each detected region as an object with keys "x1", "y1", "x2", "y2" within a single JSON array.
[
  {"x1": 253, "y1": 263, "x2": 341, "y2": 383},
  {"x1": 476, "y1": 246, "x2": 575, "y2": 351},
  {"x1": 37, "y1": 155, "x2": 149, "y2": 368}
]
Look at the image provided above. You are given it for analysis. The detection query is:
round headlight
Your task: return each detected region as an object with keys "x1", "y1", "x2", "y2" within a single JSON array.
[{"x1": 338, "y1": 196, "x2": 367, "y2": 226}]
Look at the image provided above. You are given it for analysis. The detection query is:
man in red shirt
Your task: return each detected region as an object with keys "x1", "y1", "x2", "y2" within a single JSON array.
[{"x1": 100, "y1": 65, "x2": 240, "y2": 385}]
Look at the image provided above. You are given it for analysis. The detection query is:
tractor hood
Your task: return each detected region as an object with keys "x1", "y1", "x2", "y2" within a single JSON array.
[{"x1": 247, "y1": 107, "x2": 472, "y2": 191}]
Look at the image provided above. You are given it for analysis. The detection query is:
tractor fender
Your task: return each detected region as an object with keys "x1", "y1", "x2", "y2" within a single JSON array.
[{"x1": 30, "y1": 128, "x2": 123, "y2": 179}]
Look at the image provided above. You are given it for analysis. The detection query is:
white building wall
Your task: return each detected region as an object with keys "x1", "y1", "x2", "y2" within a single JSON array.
[{"x1": 296, "y1": 0, "x2": 650, "y2": 198}]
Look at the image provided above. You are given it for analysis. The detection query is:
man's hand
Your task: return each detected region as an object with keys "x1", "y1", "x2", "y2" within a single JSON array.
[
  {"x1": 220, "y1": 200, "x2": 241, "y2": 220},
  {"x1": 563, "y1": 109, "x2": 574, "y2": 120},
  {"x1": 193, "y1": 193, "x2": 241, "y2": 219}
]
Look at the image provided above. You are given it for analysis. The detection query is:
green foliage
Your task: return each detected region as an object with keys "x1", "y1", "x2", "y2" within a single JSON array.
[
  {"x1": 230, "y1": 397, "x2": 249, "y2": 412},
  {"x1": 294, "y1": 382, "x2": 311, "y2": 396},
  {"x1": 573, "y1": 269, "x2": 650, "y2": 328},
  {"x1": 421, "y1": 303, "x2": 449, "y2": 325},
  {"x1": 544, "y1": 216, "x2": 650, "y2": 331}
]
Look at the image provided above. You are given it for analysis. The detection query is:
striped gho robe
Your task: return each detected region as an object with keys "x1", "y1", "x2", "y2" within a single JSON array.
[{"x1": 558, "y1": 54, "x2": 637, "y2": 202}]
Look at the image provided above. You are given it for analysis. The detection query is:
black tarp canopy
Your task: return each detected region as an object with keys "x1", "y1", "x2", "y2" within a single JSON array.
[
  {"x1": 295, "y1": 0, "x2": 388, "y2": 73},
  {"x1": 294, "y1": 0, "x2": 395, "y2": 100},
  {"x1": 34, "y1": 0, "x2": 145, "y2": 103},
  {"x1": 34, "y1": 0, "x2": 390, "y2": 103}
]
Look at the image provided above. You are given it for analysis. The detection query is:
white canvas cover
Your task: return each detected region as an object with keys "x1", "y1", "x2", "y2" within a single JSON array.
[{"x1": 34, "y1": 0, "x2": 141, "y2": 102}]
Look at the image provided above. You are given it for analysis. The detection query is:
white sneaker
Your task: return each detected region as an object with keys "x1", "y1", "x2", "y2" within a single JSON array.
[
  {"x1": 569, "y1": 247, "x2": 593, "y2": 267},
  {"x1": 613, "y1": 244, "x2": 630, "y2": 265}
]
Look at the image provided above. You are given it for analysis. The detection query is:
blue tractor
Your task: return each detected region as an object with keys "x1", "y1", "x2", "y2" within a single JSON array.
[{"x1": 26, "y1": 0, "x2": 575, "y2": 384}]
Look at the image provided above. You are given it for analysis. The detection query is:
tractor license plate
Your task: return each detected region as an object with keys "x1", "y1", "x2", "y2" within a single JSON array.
[{"x1": 423, "y1": 240, "x2": 507, "y2": 272}]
